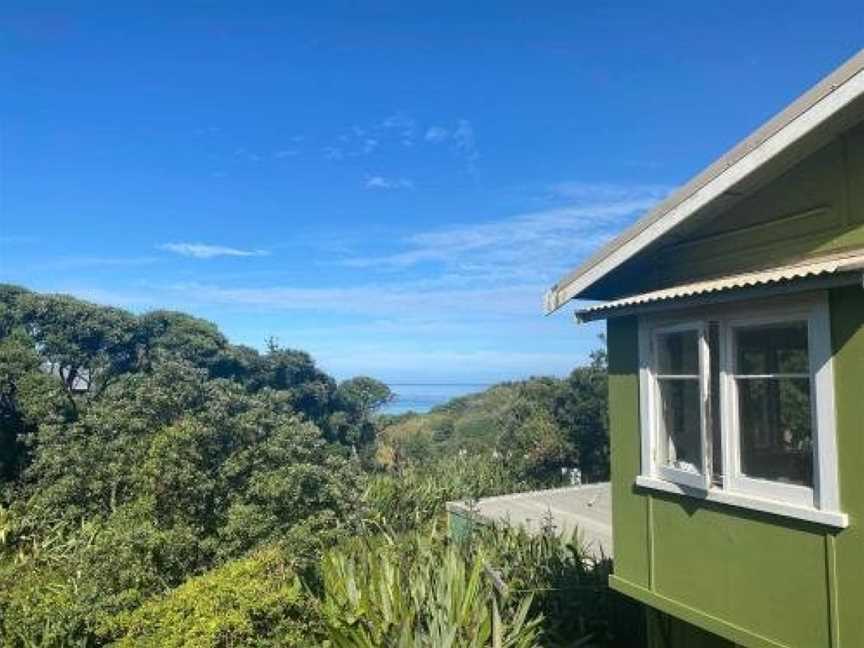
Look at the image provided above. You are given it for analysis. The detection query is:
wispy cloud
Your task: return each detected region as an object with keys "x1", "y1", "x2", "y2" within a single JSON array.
[
  {"x1": 48, "y1": 181, "x2": 663, "y2": 383},
  {"x1": 50, "y1": 256, "x2": 160, "y2": 270},
  {"x1": 452, "y1": 119, "x2": 478, "y2": 171},
  {"x1": 365, "y1": 175, "x2": 415, "y2": 190},
  {"x1": 0, "y1": 234, "x2": 36, "y2": 245},
  {"x1": 312, "y1": 347, "x2": 584, "y2": 383},
  {"x1": 547, "y1": 181, "x2": 670, "y2": 202},
  {"x1": 322, "y1": 146, "x2": 344, "y2": 161},
  {"x1": 233, "y1": 147, "x2": 262, "y2": 162},
  {"x1": 361, "y1": 138, "x2": 379, "y2": 154},
  {"x1": 193, "y1": 126, "x2": 222, "y2": 136},
  {"x1": 424, "y1": 126, "x2": 449, "y2": 143},
  {"x1": 381, "y1": 112, "x2": 417, "y2": 146},
  {"x1": 343, "y1": 183, "x2": 670, "y2": 284},
  {"x1": 159, "y1": 243, "x2": 270, "y2": 259}
]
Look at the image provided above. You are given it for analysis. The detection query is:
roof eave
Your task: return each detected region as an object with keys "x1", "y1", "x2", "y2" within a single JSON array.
[{"x1": 545, "y1": 48, "x2": 864, "y2": 315}]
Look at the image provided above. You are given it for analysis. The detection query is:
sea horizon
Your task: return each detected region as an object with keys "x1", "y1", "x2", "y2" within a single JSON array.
[{"x1": 381, "y1": 382, "x2": 493, "y2": 415}]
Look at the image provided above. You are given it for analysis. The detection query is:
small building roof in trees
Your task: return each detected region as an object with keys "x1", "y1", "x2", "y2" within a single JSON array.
[{"x1": 447, "y1": 482, "x2": 612, "y2": 559}]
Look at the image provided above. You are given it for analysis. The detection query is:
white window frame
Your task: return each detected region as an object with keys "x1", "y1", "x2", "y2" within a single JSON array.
[
  {"x1": 636, "y1": 292, "x2": 844, "y2": 527},
  {"x1": 647, "y1": 322, "x2": 711, "y2": 491}
]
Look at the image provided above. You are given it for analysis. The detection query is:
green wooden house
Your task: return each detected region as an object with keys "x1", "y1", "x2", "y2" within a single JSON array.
[{"x1": 545, "y1": 50, "x2": 864, "y2": 648}]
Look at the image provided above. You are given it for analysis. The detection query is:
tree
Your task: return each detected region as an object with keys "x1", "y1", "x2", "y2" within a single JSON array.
[
  {"x1": 497, "y1": 397, "x2": 575, "y2": 481},
  {"x1": 329, "y1": 377, "x2": 392, "y2": 448},
  {"x1": 554, "y1": 348, "x2": 609, "y2": 481},
  {"x1": 135, "y1": 310, "x2": 229, "y2": 375}
]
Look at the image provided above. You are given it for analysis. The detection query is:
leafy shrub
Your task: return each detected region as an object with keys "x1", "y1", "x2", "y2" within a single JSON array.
[
  {"x1": 319, "y1": 529, "x2": 541, "y2": 647},
  {"x1": 363, "y1": 454, "x2": 531, "y2": 533},
  {"x1": 108, "y1": 547, "x2": 318, "y2": 647},
  {"x1": 470, "y1": 522, "x2": 614, "y2": 645}
]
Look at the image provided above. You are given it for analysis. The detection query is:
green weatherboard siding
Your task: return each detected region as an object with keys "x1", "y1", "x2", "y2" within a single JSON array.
[
  {"x1": 831, "y1": 285, "x2": 864, "y2": 646},
  {"x1": 606, "y1": 287, "x2": 864, "y2": 647},
  {"x1": 648, "y1": 124, "x2": 864, "y2": 293},
  {"x1": 607, "y1": 316, "x2": 650, "y2": 589}
]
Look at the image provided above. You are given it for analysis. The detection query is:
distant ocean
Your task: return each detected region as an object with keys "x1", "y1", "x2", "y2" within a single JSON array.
[{"x1": 382, "y1": 383, "x2": 492, "y2": 415}]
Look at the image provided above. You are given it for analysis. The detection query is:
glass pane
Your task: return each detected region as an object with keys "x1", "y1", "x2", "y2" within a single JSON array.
[
  {"x1": 658, "y1": 378, "x2": 703, "y2": 474},
  {"x1": 657, "y1": 330, "x2": 699, "y2": 376},
  {"x1": 738, "y1": 377, "x2": 813, "y2": 487},
  {"x1": 708, "y1": 322, "x2": 722, "y2": 485},
  {"x1": 736, "y1": 322, "x2": 808, "y2": 375}
]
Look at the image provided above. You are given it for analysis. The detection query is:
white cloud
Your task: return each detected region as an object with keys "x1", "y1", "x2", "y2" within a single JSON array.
[
  {"x1": 361, "y1": 138, "x2": 379, "y2": 154},
  {"x1": 365, "y1": 175, "x2": 415, "y2": 190},
  {"x1": 53, "y1": 181, "x2": 666, "y2": 382},
  {"x1": 313, "y1": 347, "x2": 586, "y2": 383},
  {"x1": 548, "y1": 181, "x2": 670, "y2": 202},
  {"x1": 452, "y1": 119, "x2": 478, "y2": 170},
  {"x1": 234, "y1": 148, "x2": 262, "y2": 162},
  {"x1": 381, "y1": 113, "x2": 416, "y2": 146},
  {"x1": 322, "y1": 146, "x2": 344, "y2": 161},
  {"x1": 343, "y1": 183, "x2": 670, "y2": 284},
  {"x1": 159, "y1": 243, "x2": 270, "y2": 259},
  {"x1": 424, "y1": 126, "x2": 449, "y2": 143}
]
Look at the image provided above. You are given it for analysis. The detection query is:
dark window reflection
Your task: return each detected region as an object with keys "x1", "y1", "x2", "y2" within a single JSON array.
[{"x1": 735, "y1": 322, "x2": 812, "y2": 487}]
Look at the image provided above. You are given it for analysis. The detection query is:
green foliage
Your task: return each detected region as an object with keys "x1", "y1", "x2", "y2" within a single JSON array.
[
  {"x1": 330, "y1": 376, "x2": 392, "y2": 447},
  {"x1": 0, "y1": 286, "x2": 386, "y2": 645},
  {"x1": 15, "y1": 291, "x2": 139, "y2": 402},
  {"x1": 109, "y1": 547, "x2": 317, "y2": 647},
  {"x1": 470, "y1": 522, "x2": 614, "y2": 645},
  {"x1": 0, "y1": 559, "x2": 91, "y2": 647},
  {"x1": 363, "y1": 455, "x2": 530, "y2": 533},
  {"x1": 319, "y1": 530, "x2": 541, "y2": 647},
  {"x1": 553, "y1": 348, "x2": 610, "y2": 481},
  {"x1": 377, "y1": 350, "x2": 609, "y2": 484},
  {"x1": 0, "y1": 285, "x2": 615, "y2": 646}
]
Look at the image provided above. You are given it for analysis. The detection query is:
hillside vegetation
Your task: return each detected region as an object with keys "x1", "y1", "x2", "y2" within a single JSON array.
[
  {"x1": 377, "y1": 358, "x2": 609, "y2": 485},
  {"x1": 0, "y1": 285, "x2": 630, "y2": 647}
]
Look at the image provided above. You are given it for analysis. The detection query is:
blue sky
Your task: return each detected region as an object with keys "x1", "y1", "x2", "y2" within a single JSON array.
[{"x1": 1, "y1": 2, "x2": 862, "y2": 383}]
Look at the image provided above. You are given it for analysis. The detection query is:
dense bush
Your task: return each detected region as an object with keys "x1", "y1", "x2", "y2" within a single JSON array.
[
  {"x1": 0, "y1": 285, "x2": 616, "y2": 646},
  {"x1": 109, "y1": 547, "x2": 318, "y2": 647},
  {"x1": 377, "y1": 349, "x2": 609, "y2": 484},
  {"x1": 363, "y1": 454, "x2": 533, "y2": 533},
  {"x1": 0, "y1": 286, "x2": 384, "y2": 645},
  {"x1": 471, "y1": 522, "x2": 614, "y2": 645}
]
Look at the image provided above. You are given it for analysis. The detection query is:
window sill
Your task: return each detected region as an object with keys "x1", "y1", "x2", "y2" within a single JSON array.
[{"x1": 635, "y1": 475, "x2": 849, "y2": 529}]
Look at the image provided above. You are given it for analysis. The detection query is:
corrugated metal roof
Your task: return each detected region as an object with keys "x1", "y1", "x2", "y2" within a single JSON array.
[{"x1": 575, "y1": 252, "x2": 864, "y2": 322}]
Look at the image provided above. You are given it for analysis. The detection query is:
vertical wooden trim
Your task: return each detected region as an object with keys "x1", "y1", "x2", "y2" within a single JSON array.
[
  {"x1": 638, "y1": 318, "x2": 653, "y2": 477},
  {"x1": 825, "y1": 533, "x2": 840, "y2": 648},
  {"x1": 813, "y1": 295, "x2": 840, "y2": 512},
  {"x1": 698, "y1": 325, "x2": 712, "y2": 490},
  {"x1": 647, "y1": 494, "x2": 656, "y2": 592}
]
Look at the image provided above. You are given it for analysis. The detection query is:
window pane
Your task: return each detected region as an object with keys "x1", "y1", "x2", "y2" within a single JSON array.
[
  {"x1": 736, "y1": 322, "x2": 808, "y2": 375},
  {"x1": 738, "y1": 377, "x2": 813, "y2": 487},
  {"x1": 708, "y1": 322, "x2": 722, "y2": 485},
  {"x1": 657, "y1": 330, "x2": 699, "y2": 375},
  {"x1": 658, "y1": 379, "x2": 703, "y2": 473}
]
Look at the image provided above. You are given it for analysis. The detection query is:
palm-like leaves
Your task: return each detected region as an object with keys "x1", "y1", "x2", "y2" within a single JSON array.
[{"x1": 319, "y1": 531, "x2": 542, "y2": 647}]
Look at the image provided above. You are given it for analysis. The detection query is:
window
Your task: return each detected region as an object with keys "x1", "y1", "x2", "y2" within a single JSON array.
[
  {"x1": 638, "y1": 293, "x2": 841, "y2": 523},
  {"x1": 651, "y1": 326, "x2": 708, "y2": 489}
]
